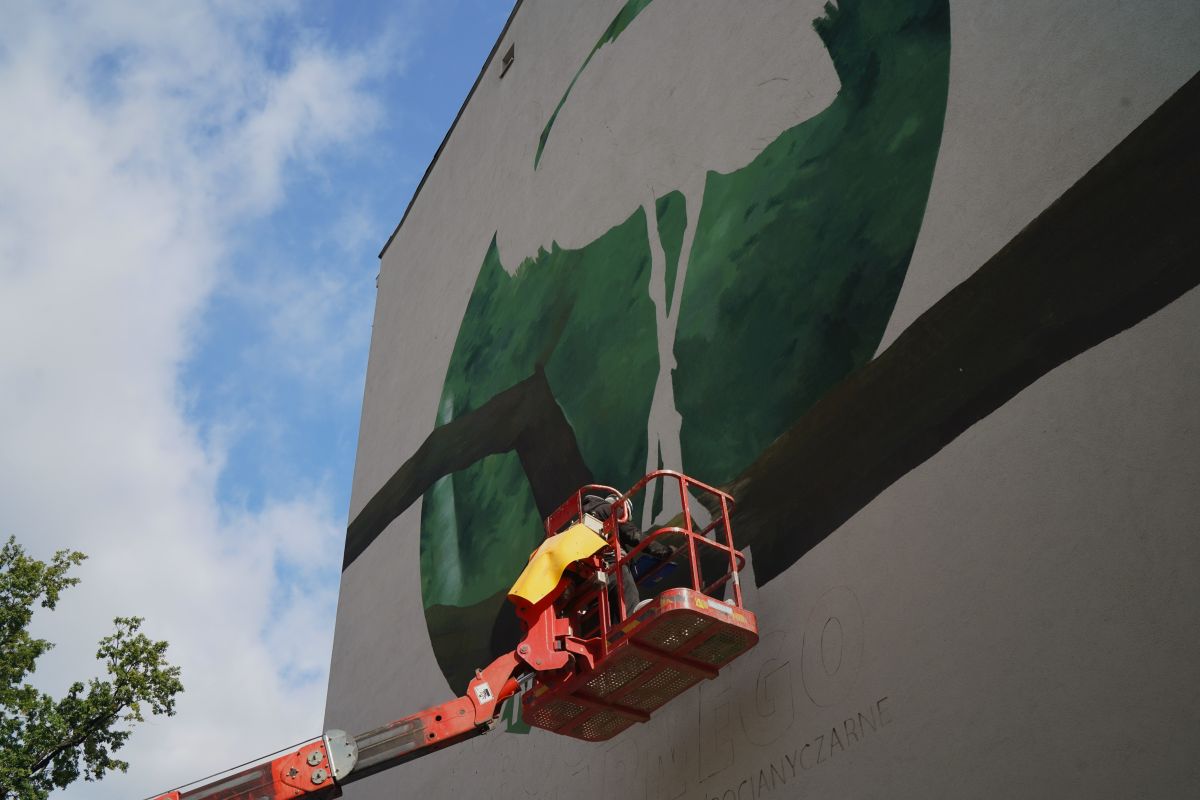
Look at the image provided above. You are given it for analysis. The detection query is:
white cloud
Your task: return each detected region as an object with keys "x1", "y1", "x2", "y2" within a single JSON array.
[
  {"x1": 0, "y1": 2, "x2": 399, "y2": 797},
  {"x1": 222, "y1": 251, "x2": 375, "y2": 393}
]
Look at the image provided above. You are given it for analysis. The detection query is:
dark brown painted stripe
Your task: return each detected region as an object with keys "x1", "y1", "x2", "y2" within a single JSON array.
[{"x1": 722, "y1": 68, "x2": 1200, "y2": 584}]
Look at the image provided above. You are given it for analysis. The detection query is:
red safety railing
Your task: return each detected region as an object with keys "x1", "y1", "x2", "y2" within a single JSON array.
[{"x1": 542, "y1": 470, "x2": 745, "y2": 656}]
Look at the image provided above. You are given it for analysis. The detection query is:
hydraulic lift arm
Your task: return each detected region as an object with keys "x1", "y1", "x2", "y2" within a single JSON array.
[
  {"x1": 150, "y1": 472, "x2": 758, "y2": 800},
  {"x1": 152, "y1": 650, "x2": 523, "y2": 800},
  {"x1": 150, "y1": 520, "x2": 605, "y2": 800}
]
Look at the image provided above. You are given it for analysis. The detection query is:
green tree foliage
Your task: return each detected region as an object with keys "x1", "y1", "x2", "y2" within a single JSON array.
[{"x1": 0, "y1": 537, "x2": 183, "y2": 799}]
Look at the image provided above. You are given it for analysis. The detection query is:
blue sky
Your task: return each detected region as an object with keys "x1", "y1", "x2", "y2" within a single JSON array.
[
  {"x1": 0, "y1": 2, "x2": 510, "y2": 797},
  {"x1": 187, "y1": 0, "x2": 511, "y2": 520}
]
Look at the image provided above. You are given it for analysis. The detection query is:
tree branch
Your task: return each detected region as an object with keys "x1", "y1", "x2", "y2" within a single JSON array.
[{"x1": 28, "y1": 708, "x2": 122, "y2": 776}]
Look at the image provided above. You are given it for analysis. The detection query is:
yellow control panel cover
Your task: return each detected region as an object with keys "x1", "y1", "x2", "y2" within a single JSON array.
[{"x1": 508, "y1": 522, "x2": 609, "y2": 606}]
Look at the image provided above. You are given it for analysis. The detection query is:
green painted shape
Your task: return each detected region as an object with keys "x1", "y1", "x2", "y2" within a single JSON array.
[
  {"x1": 500, "y1": 694, "x2": 531, "y2": 734},
  {"x1": 650, "y1": 437, "x2": 665, "y2": 522},
  {"x1": 675, "y1": 0, "x2": 951, "y2": 483},
  {"x1": 655, "y1": 190, "x2": 687, "y2": 317},
  {"x1": 421, "y1": 0, "x2": 951, "y2": 687},
  {"x1": 420, "y1": 218, "x2": 659, "y2": 609},
  {"x1": 534, "y1": 0, "x2": 656, "y2": 168}
]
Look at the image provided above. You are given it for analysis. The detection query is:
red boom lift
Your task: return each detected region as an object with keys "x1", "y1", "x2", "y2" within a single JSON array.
[{"x1": 151, "y1": 471, "x2": 758, "y2": 800}]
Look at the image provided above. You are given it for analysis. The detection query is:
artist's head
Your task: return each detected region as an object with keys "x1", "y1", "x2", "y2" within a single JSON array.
[{"x1": 606, "y1": 494, "x2": 632, "y2": 526}]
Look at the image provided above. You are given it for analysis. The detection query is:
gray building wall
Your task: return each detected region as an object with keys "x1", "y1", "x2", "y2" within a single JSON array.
[{"x1": 327, "y1": 1, "x2": 1200, "y2": 797}]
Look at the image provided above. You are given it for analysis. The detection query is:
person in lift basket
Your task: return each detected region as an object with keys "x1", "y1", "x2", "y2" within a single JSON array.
[{"x1": 581, "y1": 493, "x2": 671, "y2": 617}]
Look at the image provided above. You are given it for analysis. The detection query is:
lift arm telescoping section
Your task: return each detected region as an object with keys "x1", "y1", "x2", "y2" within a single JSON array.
[{"x1": 150, "y1": 652, "x2": 523, "y2": 800}]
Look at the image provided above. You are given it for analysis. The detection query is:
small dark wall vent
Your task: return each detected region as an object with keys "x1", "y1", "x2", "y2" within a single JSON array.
[{"x1": 500, "y1": 44, "x2": 515, "y2": 78}]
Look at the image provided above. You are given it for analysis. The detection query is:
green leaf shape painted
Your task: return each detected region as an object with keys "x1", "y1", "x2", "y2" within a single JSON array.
[
  {"x1": 420, "y1": 0, "x2": 951, "y2": 689},
  {"x1": 675, "y1": 0, "x2": 951, "y2": 483},
  {"x1": 420, "y1": 220, "x2": 659, "y2": 610}
]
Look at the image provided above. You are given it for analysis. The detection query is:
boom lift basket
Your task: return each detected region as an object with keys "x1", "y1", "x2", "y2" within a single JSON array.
[{"x1": 521, "y1": 470, "x2": 758, "y2": 741}]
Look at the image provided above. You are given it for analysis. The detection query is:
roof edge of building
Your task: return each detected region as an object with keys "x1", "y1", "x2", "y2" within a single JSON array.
[{"x1": 378, "y1": 0, "x2": 525, "y2": 261}]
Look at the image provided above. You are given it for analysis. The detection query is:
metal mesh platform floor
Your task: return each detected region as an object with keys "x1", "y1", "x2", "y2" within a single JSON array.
[{"x1": 523, "y1": 588, "x2": 758, "y2": 741}]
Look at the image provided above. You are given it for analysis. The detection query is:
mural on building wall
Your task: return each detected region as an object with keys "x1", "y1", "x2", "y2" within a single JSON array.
[
  {"x1": 340, "y1": 0, "x2": 1200, "y2": 694},
  {"x1": 401, "y1": 0, "x2": 951, "y2": 690}
]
